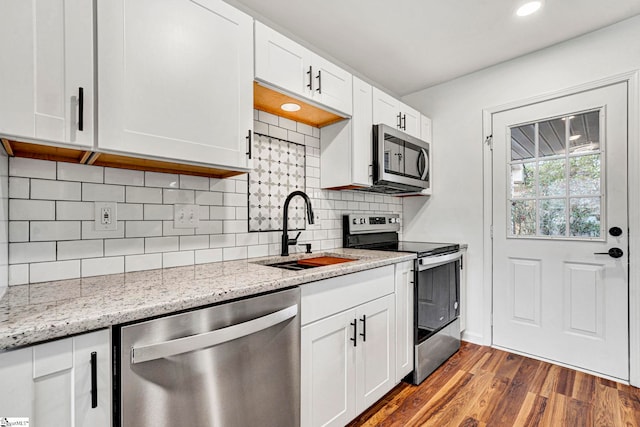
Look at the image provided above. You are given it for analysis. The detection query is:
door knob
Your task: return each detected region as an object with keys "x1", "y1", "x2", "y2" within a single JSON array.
[
  {"x1": 609, "y1": 226, "x2": 623, "y2": 237},
  {"x1": 594, "y1": 248, "x2": 624, "y2": 258}
]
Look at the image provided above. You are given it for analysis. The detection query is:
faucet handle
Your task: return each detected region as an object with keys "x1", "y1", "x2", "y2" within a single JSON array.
[
  {"x1": 287, "y1": 231, "x2": 302, "y2": 245},
  {"x1": 298, "y1": 243, "x2": 312, "y2": 254}
]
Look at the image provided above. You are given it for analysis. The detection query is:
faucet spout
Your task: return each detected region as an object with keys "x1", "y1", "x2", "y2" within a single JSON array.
[{"x1": 281, "y1": 191, "x2": 314, "y2": 256}]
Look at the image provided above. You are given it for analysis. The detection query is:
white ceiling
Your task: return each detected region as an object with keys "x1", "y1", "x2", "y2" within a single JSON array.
[{"x1": 231, "y1": 0, "x2": 640, "y2": 96}]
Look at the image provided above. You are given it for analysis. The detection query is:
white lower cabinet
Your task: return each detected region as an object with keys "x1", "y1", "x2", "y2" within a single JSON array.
[
  {"x1": 300, "y1": 265, "x2": 397, "y2": 427},
  {"x1": 0, "y1": 329, "x2": 111, "y2": 427},
  {"x1": 395, "y1": 260, "x2": 414, "y2": 382}
]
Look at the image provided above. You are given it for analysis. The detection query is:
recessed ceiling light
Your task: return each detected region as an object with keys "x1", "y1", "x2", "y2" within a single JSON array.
[
  {"x1": 516, "y1": 1, "x2": 543, "y2": 17},
  {"x1": 281, "y1": 103, "x2": 301, "y2": 112},
  {"x1": 569, "y1": 134, "x2": 582, "y2": 141}
]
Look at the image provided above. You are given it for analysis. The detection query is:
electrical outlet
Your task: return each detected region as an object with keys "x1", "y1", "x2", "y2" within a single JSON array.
[
  {"x1": 174, "y1": 204, "x2": 200, "y2": 229},
  {"x1": 94, "y1": 202, "x2": 117, "y2": 231}
]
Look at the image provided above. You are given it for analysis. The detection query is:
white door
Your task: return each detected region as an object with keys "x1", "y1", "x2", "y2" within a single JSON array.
[
  {"x1": 492, "y1": 82, "x2": 628, "y2": 380},
  {"x1": 399, "y1": 103, "x2": 421, "y2": 139},
  {"x1": 355, "y1": 294, "x2": 396, "y2": 412},
  {"x1": 372, "y1": 87, "x2": 401, "y2": 129},
  {"x1": 97, "y1": 0, "x2": 253, "y2": 169},
  {"x1": 395, "y1": 260, "x2": 414, "y2": 382},
  {"x1": 311, "y1": 55, "x2": 353, "y2": 116},
  {"x1": 301, "y1": 309, "x2": 356, "y2": 427}
]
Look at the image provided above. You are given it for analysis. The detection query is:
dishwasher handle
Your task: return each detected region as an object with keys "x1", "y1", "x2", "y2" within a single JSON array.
[{"x1": 131, "y1": 304, "x2": 298, "y2": 364}]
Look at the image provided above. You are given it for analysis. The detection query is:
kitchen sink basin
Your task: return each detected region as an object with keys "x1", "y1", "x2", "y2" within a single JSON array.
[{"x1": 265, "y1": 256, "x2": 355, "y2": 271}]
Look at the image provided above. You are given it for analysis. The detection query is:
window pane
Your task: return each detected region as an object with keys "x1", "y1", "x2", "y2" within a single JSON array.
[
  {"x1": 510, "y1": 200, "x2": 536, "y2": 236},
  {"x1": 511, "y1": 124, "x2": 535, "y2": 161},
  {"x1": 511, "y1": 162, "x2": 536, "y2": 198},
  {"x1": 569, "y1": 155, "x2": 600, "y2": 196},
  {"x1": 569, "y1": 111, "x2": 600, "y2": 153},
  {"x1": 539, "y1": 118, "x2": 565, "y2": 157},
  {"x1": 570, "y1": 197, "x2": 601, "y2": 237},
  {"x1": 539, "y1": 159, "x2": 566, "y2": 197},
  {"x1": 539, "y1": 199, "x2": 566, "y2": 236}
]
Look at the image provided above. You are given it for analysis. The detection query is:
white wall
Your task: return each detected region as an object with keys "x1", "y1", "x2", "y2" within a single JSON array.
[
  {"x1": 401, "y1": 15, "x2": 640, "y2": 343},
  {"x1": 0, "y1": 149, "x2": 7, "y2": 298}
]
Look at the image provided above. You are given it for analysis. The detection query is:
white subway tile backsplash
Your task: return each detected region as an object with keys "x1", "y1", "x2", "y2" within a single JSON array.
[
  {"x1": 82, "y1": 257, "x2": 124, "y2": 277},
  {"x1": 58, "y1": 240, "x2": 104, "y2": 260},
  {"x1": 30, "y1": 221, "x2": 80, "y2": 241},
  {"x1": 8, "y1": 109, "x2": 404, "y2": 283},
  {"x1": 10, "y1": 200, "x2": 55, "y2": 220},
  {"x1": 195, "y1": 248, "x2": 222, "y2": 264},
  {"x1": 9, "y1": 242, "x2": 56, "y2": 264},
  {"x1": 58, "y1": 163, "x2": 103, "y2": 183},
  {"x1": 9, "y1": 177, "x2": 29, "y2": 199},
  {"x1": 82, "y1": 183, "x2": 125, "y2": 202},
  {"x1": 125, "y1": 253, "x2": 162, "y2": 272},
  {"x1": 9, "y1": 157, "x2": 56, "y2": 179},
  {"x1": 163, "y1": 251, "x2": 194, "y2": 268},
  {"x1": 82, "y1": 221, "x2": 125, "y2": 239},
  {"x1": 31, "y1": 179, "x2": 81, "y2": 201},
  {"x1": 105, "y1": 238, "x2": 144, "y2": 256},
  {"x1": 145, "y1": 172, "x2": 178, "y2": 188},
  {"x1": 126, "y1": 221, "x2": 163, "y2": 238},
  {"x1": 9, "y1": 221, "x2": 29, "y2": 242},
  {"x1": 179, "y1": 175, "x2": 209, "y2": 190},
  {"x1": 9, "y1": 264, "x2": 29, "y2": 286},
  {"x1": 180, "y1": 235, "x2": 209, "y2": 250},
  {"x1": 145, "y1": 236, "x2": 179, "y2": 253},
  {"x1": 57, "y1": 201, "x2": 94, "y2": 220},
  {"x1": 30, "y1": 260, "x2": 80, "y2": 283},
  {"x1": 163, "y1": 189, "x2": 195, "y2": 204},
  {"x1": 195, "y1": 191, "x2": 223, "y2": 206},
  {"x1": 105, "y1": 167, "x2": 144, "y2": 186},
  {"x1": 144, "y1": 204, "x2": 173, "y2": 220}
]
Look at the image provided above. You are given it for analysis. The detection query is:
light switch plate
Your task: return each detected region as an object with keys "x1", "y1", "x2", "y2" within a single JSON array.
[
  {"x1": 94, "y1": 202, "x2": 117, "y2": 231},
  {"x1": 174, "y1": 204, "x2": 200, "y2": 229}
]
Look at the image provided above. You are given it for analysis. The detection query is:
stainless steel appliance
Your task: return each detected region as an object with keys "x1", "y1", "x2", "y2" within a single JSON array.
[
  {"x1": 343, "y1": 213, "x2": 461, "y2": 385},
  {"x1": 113, "y1": 287, "x2": 300, "y2": 427},
  {"x1": 372, "y1": 124, "x2": 430, "y2": 194}
]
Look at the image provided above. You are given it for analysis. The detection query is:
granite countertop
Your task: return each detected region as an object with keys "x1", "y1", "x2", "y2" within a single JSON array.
[{"x1": 0, "y1": 248, "x2": 415, "y2": 351}]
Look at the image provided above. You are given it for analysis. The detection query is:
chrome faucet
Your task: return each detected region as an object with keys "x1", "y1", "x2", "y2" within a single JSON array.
[{"x1": 281, "y1": 191, "x2": 315, "y2": 256}]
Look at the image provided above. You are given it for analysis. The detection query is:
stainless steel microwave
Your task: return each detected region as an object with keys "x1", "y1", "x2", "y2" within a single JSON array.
[{"x1": 372, "y1": 124, "x2": 430, "y2": 194}]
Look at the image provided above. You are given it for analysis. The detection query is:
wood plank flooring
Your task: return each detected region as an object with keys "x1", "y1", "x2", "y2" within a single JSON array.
[{"x1": 348, "y1": 342, "x2": 640, "y2": 427}]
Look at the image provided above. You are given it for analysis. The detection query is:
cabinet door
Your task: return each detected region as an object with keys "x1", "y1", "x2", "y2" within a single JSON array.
[
  {"x1": 0, "y1": 0, "x2": 94, "y2": 147},
  {"x1": 74, "y1": 329, "x2": 111, "y2": 427},
  {"x1": 355, "y1": 294, "x2": 396, "y2": 412},
  {"x1": 301, "y1": 310, "x2": 356, "y2": 427},
  {"x1": 401, "y1": 104, "x2": 421, "y2": 139},
  {"x1": 0, "y1": 345, "x2": 34, "y2": 420},
  {"x1": 255, "y1": 21, "x2": 312, "y2": 98},
  {"x1": 351, "y1": 77, "x2": 373, "y2": 187},
  {"x1": 98, "y1": 0, "x2": 253, "y2": 169},
  {"x1": 372, "y1": 87, "x2": 402, "y2": 129},
  {"x1": 395, "y1": 261, "x2": 414, "y2": 382},
  {"x1": 420, "y1": 114, "x2": 433, "y2": 143},
  {"x1": 311, "y1": 55, "x2": 352, "y2": 115}
]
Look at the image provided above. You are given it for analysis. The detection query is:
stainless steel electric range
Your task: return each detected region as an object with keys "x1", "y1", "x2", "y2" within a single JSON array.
[{"x1": 343, "y1": 213, "x2": 462, "y2": 385}]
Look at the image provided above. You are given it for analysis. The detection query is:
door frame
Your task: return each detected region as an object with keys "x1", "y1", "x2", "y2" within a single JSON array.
[{"x1": 482, "y1": 71, "x2": 640, "y2": 385}]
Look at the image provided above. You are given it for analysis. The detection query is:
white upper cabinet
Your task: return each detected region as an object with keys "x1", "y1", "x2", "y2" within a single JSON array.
[
  {"x1": 97, "y1": 0, "x2": 254, "y2": 170},
  {"x1": 0, "y1": 0, "x2": 94, "y2": 147},
  {"x1": 320, "y1": 76, "x2": 373, "y2": 189},
  {"x1": 372, "y1": 87, "x2": 421, "y2": 139},
  {"x1": 255, "y1": 22, "x2": 353, "y2": 116},
  {"x1": 421, "y1": 114, "x2": 433, "y2": 143}
]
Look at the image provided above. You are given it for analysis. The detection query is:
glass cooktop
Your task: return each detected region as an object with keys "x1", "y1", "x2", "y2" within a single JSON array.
[{"x1": 396, "y1": 241, "x2": 460, "y2": 257}]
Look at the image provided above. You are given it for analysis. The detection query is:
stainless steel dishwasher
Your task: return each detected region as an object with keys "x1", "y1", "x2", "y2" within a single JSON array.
[{"x1": 113, "y1": 287, "x2": 300, "y2": 427}]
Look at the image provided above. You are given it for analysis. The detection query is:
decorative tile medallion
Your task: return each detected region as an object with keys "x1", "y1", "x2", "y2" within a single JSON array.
[{"x1": 248, "y1": 133, "x2": 306, "y2": 232}]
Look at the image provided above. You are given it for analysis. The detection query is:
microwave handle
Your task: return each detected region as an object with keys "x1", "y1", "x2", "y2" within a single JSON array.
[{"x1": 418, "y1": 148, "x2": 429, "y2": 180}]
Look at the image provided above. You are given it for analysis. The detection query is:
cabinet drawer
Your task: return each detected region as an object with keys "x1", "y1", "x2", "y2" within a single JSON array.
[{"x1": 301, "y1": 265, "x2": 394, "y2": 326}]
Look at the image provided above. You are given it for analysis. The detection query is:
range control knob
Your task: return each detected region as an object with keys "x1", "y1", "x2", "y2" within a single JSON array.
[
  {"x1": 352, "y1": 218, "x2": 358, "y2": 225},
  {"x1": 360, "y1": 218, "x2": 366, "y2": 224}
]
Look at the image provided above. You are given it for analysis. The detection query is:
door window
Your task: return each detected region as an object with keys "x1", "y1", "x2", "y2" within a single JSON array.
[{"x1": 508, "y1": 110, "x2": 603, "y2": 239}]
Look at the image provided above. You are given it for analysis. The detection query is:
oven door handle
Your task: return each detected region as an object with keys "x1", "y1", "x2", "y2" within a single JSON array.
[
  {"x1": 417, "y1": 251, "x2": 462, "y2": 271},
  {"x1": 130, "y1": 304, "x2": 298, "y2": 364}
]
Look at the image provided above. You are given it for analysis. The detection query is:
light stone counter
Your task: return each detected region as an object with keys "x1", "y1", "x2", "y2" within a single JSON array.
[{"x1": 0, "y1": 249, "x2": 415, "y2": 350}]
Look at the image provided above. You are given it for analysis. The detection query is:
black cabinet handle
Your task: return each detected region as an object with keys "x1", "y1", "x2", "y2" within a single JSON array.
[
  {"x1": 359, "y1": 315, "x2": 367, "y2": 342},
  {"x1": 78, "y1": 87, "x2": 84, "y2": 132},
  {"x1": 90, "y1": 351, "x2": 97, "y2": 408},
  {"x1": 397, "y1": 113, "x2": 402, "y2": 129},
  {"x1": 401, "y1": 114, "x2": 407, "y2": 130},
  {"x1": 350, "y1": 319, "x2": 357, "y2": 347},
  {"x1": 246, "y1": 130, "x2": 252, "y2": 159},
  {"x1": 306, "y1": 66, "x2": 313, "y2": 91},
  {"x1": 316, "y1": 70, "x2": 321, "y2": 93}
]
